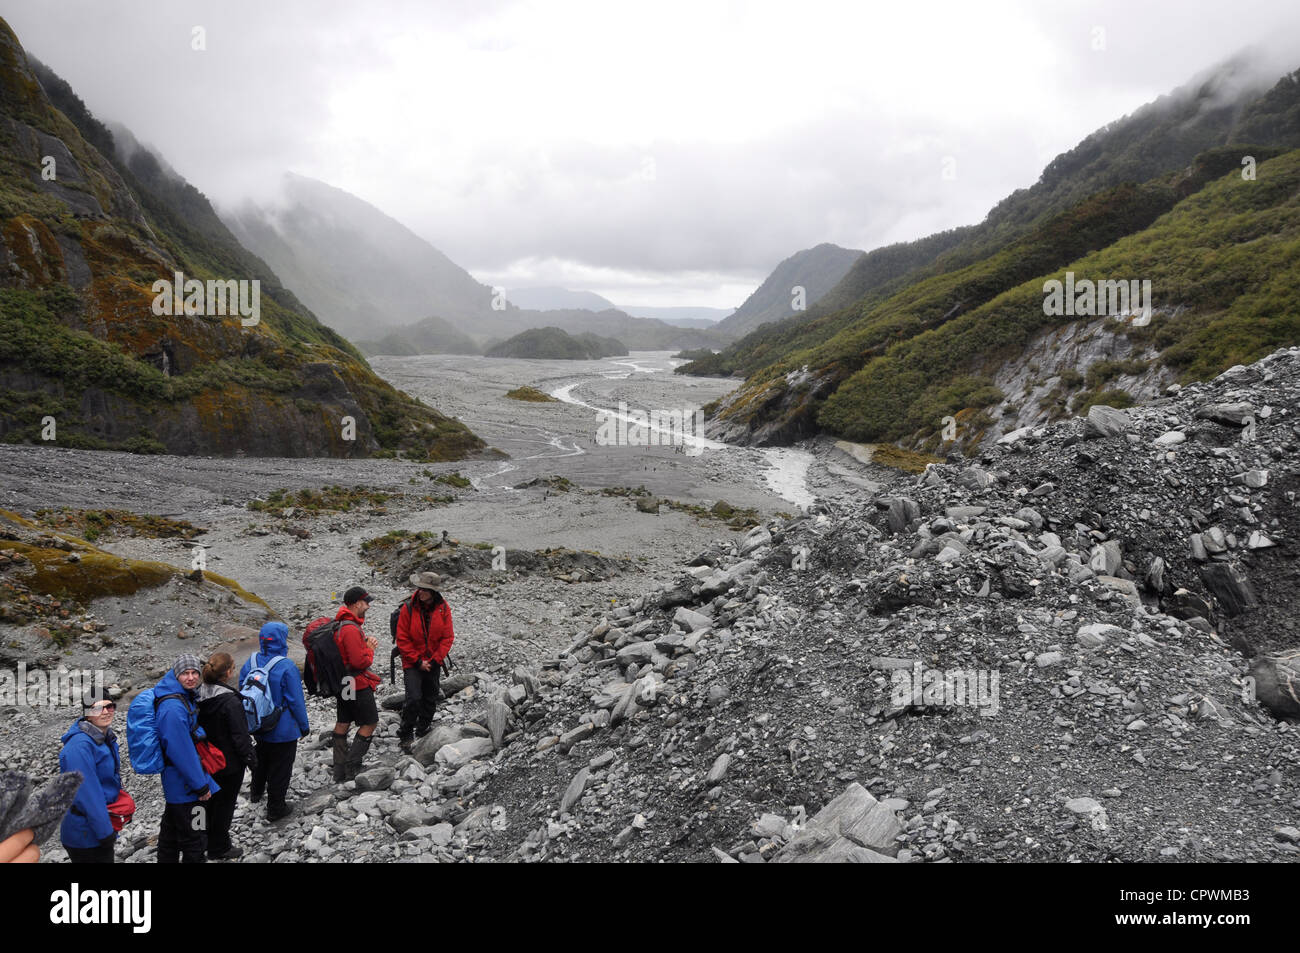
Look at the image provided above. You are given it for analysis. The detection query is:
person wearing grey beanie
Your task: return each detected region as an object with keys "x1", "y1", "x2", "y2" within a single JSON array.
[{"x1": 152, "y1": 655, "x2": 217, "y2": 863}]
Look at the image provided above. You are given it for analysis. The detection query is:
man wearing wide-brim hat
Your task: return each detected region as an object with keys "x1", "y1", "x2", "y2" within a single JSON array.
[{"x1": 394, "y1": 571, "x2": 455, "y2": 748}]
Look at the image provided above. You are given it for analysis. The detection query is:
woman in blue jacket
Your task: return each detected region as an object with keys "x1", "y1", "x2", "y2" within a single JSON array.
[
  {"x1": 58, "y1": 688, "x2": 124, "y2": 863},
  {"x1": 154, "y1": 655, "x2": 219, "y2": 863},
  {"x1": 239, "y1": 621, "x2": 310, "y2": 821}
]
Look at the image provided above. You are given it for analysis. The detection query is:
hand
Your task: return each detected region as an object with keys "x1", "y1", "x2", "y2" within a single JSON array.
[
  {"x1": 366, "y1": 636, "x2": 378, "y2": 649},
  {"x1": 0, "y1": 829, "x2": 38, "y2": 864},
  {"x1": 198, "y1": 791, "x2": 212, "y2": 802},
  {"x1": 420, "y1": 660, "x2": 431, "y2": 672}
]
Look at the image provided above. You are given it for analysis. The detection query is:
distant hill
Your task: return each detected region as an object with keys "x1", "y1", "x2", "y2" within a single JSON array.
[
  {"x1": 484, "y1": 327, "x2": 627, "y2": 360},
  {"x1": 712, "y1": 243, "x2": 863, "y2": 338},
  {"x1": 503, "y1": 286, "x2": 616, "y2": 311},
  {"x1": 223, "y1": 173, "x2": 497, "y2": 338},
  {"x1": 355, "y1": 316, "x2": 479, "y2": 357}
]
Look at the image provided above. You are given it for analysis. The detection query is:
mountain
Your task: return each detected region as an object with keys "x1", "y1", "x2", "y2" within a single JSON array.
[
  {"x1": 619, "y1": 305, "x2": 731, "y2": 328},
  {"x1": 223, "y1": 178, "x2": 728, "y2": 351},
  {"x1": 711, "y1": 243, "x2": 863, "y2": 338},
  {"x1": 0, "y1": 22, "x2": 481, "y2": 459},
  {"x1": 503, "y1": 286, "x2": 616, "y2": 311},
  {"x1": 355, "y1": 315, "x2": 479, "y2": 357},
  {"x1": 224, "y1": 173, "x2": 496, "y2": 339},
  {"x1": 483, "y1": 326, "x2": 627, "y2": 360},
  {"x1": 686, "y1": 58, "x2": 1300, "y2": 452}
]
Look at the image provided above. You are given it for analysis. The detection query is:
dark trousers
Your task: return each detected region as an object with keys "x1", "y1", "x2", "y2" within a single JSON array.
[
  {"x1": 251, "y1": 739, "x2": 297, "y2": 811},
  {"x1": 400, "y1": 665, "x2": 440, "y2": 737},
  {"x1": 206, "y1": 767, "x2": 244, "y2": 856},
  {"x1": 64, "y1": 839, "x2": 115, "y2": 863},
  {"x1": 157, "y1": 801, "x2": 206, "y2": 864}
]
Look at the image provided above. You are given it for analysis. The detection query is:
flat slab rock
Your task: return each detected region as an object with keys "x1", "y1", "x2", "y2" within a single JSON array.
[{"x1": 771, "y1": 782, "x2": 902, "y2": 863}]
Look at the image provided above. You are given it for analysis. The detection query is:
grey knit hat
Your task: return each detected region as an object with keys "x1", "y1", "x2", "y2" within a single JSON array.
[{"x1": 173, "y1": 654, "x2": 202, "y2": 677}]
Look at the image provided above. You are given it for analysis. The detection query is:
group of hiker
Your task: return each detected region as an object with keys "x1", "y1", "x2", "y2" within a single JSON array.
[{"x1": 53, "y1": 572, "x2": 454, "y2": 863}]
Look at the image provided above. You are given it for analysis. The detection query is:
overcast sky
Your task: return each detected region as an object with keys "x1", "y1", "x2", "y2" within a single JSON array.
[{"x1": 9, "y1": 0, "x2": 1300, "y2": 308}]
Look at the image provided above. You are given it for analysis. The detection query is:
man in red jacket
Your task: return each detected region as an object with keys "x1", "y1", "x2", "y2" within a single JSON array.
[
  {"x1": 395, "y1": 572, "x2": 455, "y2": 749},
  {"x1": 332, "y1": 587, "x2": 381, "y2": 782}
]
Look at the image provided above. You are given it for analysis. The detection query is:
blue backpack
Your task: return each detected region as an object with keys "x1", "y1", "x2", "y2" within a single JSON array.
[
  {"x1": 240, "y1": 655, "x2": 288, "y2": 734},
  {"x1": 125, "y1": 689, "x2": 190, "y2": 774}
]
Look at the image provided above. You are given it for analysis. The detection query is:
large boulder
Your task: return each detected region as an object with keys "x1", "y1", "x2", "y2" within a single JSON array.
[
  {"x1": 434, "y1": 736, "x2": 495, "y2": 770},
  {"x1": 1250, "y1": 651, "x2": 1300, "y2": 717},
  {"x1": 772, "y1": 783, "x2": 902, "y2": 862},
  {"x1": 1083, "y1": 405, "x2": 1131, "y2": 439},
  {"x1": 1200, "y1": 562, "x2": 1261, "y2": 616},
  {"x1": 411, "y1": 724, "x2": 470, "y2": 766}
]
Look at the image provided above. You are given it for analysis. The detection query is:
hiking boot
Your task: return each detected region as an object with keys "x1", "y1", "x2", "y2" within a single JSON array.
[
  {"x1": 209, "y1": 845, "x2": 244, "y2": 861},
  {"x1": 415, "y1": 723, "x2": 432, "y2": 738},
  {"x1": 331, "y1": 731, "x2": 349, "y2": 783},
  {"x1": 267, "y1": 803, "x2": 294, "y2": 822},
  {"x1": 343, "y1": 733, "x2": 373, "y2": 782}
]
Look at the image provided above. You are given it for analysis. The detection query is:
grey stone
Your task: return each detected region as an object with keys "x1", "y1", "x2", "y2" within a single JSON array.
[
  {"x1": 706, "y1": 753, "x2": 731, "y2": 784},
  {"x1": 486, "y1": 699, "x2": 510, "y2": 749},
  {"x1": 434, "y1": 735, "x2": 495, "y2": 769},
  {"x1": 673, "y1": 606, "x2": 713, "y2": 632},
  {"x1": 353, "y1": 766, "x2": 395, "y2": 792},
  {"x1": 412, "y1": 724, "x2": 469, "y2": 766},
  {"x1": 389, "y1": 805, "x2": 436, "y2": 834},
  {"x1": 616, "y1": 641, "x2": 655, "y2": 666},
  {"x1": 1200, "y1": 562, "x2": 1260, "y2": 616},
  {"x1": 1077, "y1": 623, "x2": 1121, "y2": 649},
  {"x1": 1083, "y1": 405, "x2": 1131, "y2": 439},
  {"x1": 774, "y1": 782, "x2": 903, "y2": 861},
  {"x1": 560, "y1": 767, "x2": 590, "y2": 814}
]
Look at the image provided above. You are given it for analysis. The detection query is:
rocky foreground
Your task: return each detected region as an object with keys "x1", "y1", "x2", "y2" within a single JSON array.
[{"x1": 17, "y1": 347, "x2": 1300, "y2": 864}]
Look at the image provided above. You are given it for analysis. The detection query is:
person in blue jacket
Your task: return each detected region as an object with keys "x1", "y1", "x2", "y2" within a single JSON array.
[
  {"x1": 58, "y1": 687, "x2": 124, "y2": 863},
  {"x1": 154, "y1": 654, "x2": 218, "y2": 863},
  {"x1": 239, "y1": 621, "x2": 310, "y2": 821}
]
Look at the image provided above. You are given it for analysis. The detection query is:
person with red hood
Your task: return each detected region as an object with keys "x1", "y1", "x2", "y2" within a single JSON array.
[
  {"x1": 395, "y1": 571, "x2": 455, "y2": 749},
  {"x1": 331, "y1": 587, "x2": 381, "y2": 782}
]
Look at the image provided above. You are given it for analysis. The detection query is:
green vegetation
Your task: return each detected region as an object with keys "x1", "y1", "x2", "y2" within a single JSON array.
[
  {"x1": 248, "y1": 486, "x2": 393, "y2": 514},
  {"x1": 869, "y1": 444, "x2": 945, "y2": 474},
  {"x1": 504, "y1": 385, "x2": 558, "y2": 402},
  {"x1": 430, "y1": 471, "x2": 472, "y2": 488},
  {"x1": 1071, "y1": 388, "x2": 1136, "y2": 414},
  {"x1": 32, "y1": 508, "x2": 202, "y2": 541}
]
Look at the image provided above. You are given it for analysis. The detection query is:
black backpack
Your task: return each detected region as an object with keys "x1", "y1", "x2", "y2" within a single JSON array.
[
  {"x1": 301, "y1": 617, "x2": 348, "y2": 698},
  {"x1": 388, "y1": 597, "x2": 412, "y2": 684}
]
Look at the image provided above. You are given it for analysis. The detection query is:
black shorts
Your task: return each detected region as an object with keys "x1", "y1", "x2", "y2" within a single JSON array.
[{"x1": 336, "y1": 686, "x2": 378, "y2": 726}]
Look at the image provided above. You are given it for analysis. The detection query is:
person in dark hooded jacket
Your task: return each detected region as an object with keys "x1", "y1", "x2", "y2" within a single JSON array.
[
  {"x1": 154, "y1": 655, "x2": 218, "y2": 864},
  {"x1": 197, "y1": 652, "x2": 257, "y2": 860},
  {"x1": 239, "y1": 621, "x2": 310, "y2": 821},
  {"x1": 58, "y1": 687, "x2": 124, "y2": 862}
]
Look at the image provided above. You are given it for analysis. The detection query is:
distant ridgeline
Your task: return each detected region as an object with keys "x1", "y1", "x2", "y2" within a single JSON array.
[
  {"x1": 483, "y1": 326, "x2": 628, "y2": 360},
  {"x1": 685, "y1": 58, "x2": 1300, "y2": 454},
  {"x1": 0, "y1": 17, "x2": 481, "y2": 459}
]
